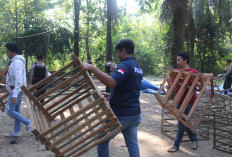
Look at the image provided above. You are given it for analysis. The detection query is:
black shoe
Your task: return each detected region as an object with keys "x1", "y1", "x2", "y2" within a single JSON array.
[
  {"x1": 10, "y1": 139, "x2": 20, "y2": 144},
  {"x1": 190, "y1": 141, "x2": 198, "y2": 150}
]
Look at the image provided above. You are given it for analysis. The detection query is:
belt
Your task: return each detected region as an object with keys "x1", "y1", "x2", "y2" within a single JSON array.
[{"x1": 10, "y1": 86, "x2": 14, "y2": 89}]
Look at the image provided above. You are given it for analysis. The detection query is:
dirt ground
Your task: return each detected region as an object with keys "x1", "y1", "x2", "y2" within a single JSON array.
[{"x1": 0, "y1": 78, "x2": 231, "y2": 157}]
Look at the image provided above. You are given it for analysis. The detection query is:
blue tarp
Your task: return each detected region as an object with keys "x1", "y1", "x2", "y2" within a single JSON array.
[
  {"x1": 140, "y1": 77, "x2": 228, "y2": 95},
  {"x1": 213, "y1": 84, "x2": 232, "y2": 95},
  {"x1": 140, "y1": 77, "x2": 165, "y2": 94}
]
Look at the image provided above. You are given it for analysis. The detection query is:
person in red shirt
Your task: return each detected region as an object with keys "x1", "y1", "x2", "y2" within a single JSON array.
[{"x1": 168, "y1": 52, "x2": 199, "y2": 152}]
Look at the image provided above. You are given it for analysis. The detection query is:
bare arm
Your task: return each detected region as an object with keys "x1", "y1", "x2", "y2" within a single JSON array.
[
  {"x1": 221, "y1": 67, "x2": 231, "y2": 79},
  {"x1": 80, "y1": 63, "x2": 117, "y2": 88}
]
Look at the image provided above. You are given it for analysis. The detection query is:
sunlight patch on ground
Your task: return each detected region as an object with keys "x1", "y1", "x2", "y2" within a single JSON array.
[
  {"x1": 179, "y1": 147, "x2": 195, "y2": 156},
  {"x1": 138, "y1": 130, "x2": 169, "y2": 145},
  {"x1": 140, "y1": 99, "x2": 150, "y2": 104},
  {"x1": 137, "y1": 130, "x2": 196, "y2": 157}
]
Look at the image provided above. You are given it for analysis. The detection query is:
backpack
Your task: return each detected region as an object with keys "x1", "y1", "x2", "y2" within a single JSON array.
[{"x1": 32, "y1": 63, "x2": 46, "y2": 84}]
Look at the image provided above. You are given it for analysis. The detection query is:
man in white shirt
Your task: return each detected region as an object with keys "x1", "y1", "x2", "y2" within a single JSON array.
[{"x1": 4, "y1": 42, "x2": 31, "y2": 138}]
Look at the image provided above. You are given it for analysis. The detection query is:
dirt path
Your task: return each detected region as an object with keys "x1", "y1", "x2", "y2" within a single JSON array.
[{"x1": 0, "y1": 79, "x2": 231, "y2": 157}]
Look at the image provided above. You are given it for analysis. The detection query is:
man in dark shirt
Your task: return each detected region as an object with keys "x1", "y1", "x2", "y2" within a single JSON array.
[
  {"x1": 218, "y1": 59, "x2": 232, "y2": 94},
  {"x1": 29, "y1": 55, "x2": 49, "y2": 103},
  {"x1": 29, "y1": 55, "x2": 49, "y2": 85},
  {"x1": 81, "y1": 39, "x2": 143, "y2": 157}
]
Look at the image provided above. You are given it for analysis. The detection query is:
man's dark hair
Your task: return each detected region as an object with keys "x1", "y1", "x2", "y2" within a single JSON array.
[
  {"x1": 5, "y1": 42, "x2": 19, "y2": 54},
  {"x1": 115, "y1": 39, "x2": 135, "y2": 55},
  {"x1": 177, "y1": 52, "x2": 190, "y2": 64},
  {"x1": 107, "y1": 57, "x2": 112, "y2": 61},
  {"x1": 37, "y1": 55, "x2": 44, "y2": 61},
  {"x1": 226, "y1": 59, "x2": 231, "y2": 63},
  {"x1": 87, "y1": 57, "x2": 91, "y2": 60}
]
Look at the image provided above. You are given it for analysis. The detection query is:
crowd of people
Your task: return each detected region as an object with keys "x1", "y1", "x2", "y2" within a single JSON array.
[{"x1": 2, "y1": 39, "x2": 229, "y2": 156}]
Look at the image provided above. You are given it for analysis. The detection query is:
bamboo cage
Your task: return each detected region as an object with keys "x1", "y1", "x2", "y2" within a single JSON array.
[
  {"x1": 161, "y1": 91, "x2": 212, "y2": 141},
  {"x1": 213, "y1": 111, "x2": 232, "y2": 154},
  {"x1": 21, "y1": 54, "x2": 122, "y2": 157},
  {"x1": 155, "y1": 68, "x2": 214, "y2": 133},
  {"x1": 213, "y1": 92, "x2": 232, "y2": 154},
  {"x1": 203, "y1": 92, "x2": 232, "y2": 128},
  {"x1": 0, "y1": 67, "x2": 8, "y2": 112},
  {"x1": 0, "y1": 87, "x2": 8, "y2": 112},
  {"x1": 161, "y1": 107, "x2": 210, "y2": 141}
]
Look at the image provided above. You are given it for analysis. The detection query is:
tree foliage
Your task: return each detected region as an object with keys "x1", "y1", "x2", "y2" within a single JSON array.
[{"x1": 0, "y1": 0, "x2": 231, "y2": 77}]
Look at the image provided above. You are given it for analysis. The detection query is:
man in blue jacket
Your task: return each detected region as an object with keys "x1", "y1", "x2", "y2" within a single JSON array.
[{"x1": 81, "y1": 39, "x2": 143, "y2": 157}]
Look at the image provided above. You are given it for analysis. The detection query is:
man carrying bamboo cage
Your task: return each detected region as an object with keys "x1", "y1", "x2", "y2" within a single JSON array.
[
  {"x1": 168, "y1": 52, "x2": 199, "y2": 152},
  {"x1": 81, "y1": 39, "x2": 143, "y2": 157},
  {"x1": 4, "y1": 42, "x2": 31, "y2": 138}
]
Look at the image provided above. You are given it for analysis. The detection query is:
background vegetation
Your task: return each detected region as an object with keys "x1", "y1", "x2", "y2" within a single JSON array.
[{"x1": 0, "y1": 0, "x2": 231, "y2": 77}]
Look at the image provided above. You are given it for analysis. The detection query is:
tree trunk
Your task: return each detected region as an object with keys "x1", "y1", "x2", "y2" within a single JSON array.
[
  {"x1": 171, "y1": 0, "x2": 188, "y2": 68},
  {"x1": 196, "y1": 40, "x2": 204, "y2": 72},
  {"x1": 45, "y1": 32, "x2": 50, "y2": 65},
  {"x1": 74, "y1": 0, "x2": 81, "y2": 57},
  {"x1": 24, "y1": 0, "x2": 28, "y2": 71},
  {"x1": 106, "y1": 0, "x2": 112, "y2": 62},
  {"x1": 86, "y1": 0, "x2": 90, "y2": 59},
  {"x1": 99, "y1": 0, "x2": 105, "y2": 25},
  {"x1": 188, "y1": 6, "x2": 196, "y2": 67},
  {"x1": 124, "y1": 0, "x2": 127, "y2": 16},
  {"x1": 24, "y1": 0, "x2": 28, "y2": 32}
]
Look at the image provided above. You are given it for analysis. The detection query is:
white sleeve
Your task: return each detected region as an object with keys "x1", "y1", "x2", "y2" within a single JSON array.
[{"x1": 12, "y1": 61, "x2": 23, "y2": 98}]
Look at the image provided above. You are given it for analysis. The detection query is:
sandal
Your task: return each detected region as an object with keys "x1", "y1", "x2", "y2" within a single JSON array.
[
  {"x1": 168, "y1": 145, "x2": 179, "y2": 152},
  {"x1": 190, "y1": 141, "x2": 198, "y2": 150}
]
